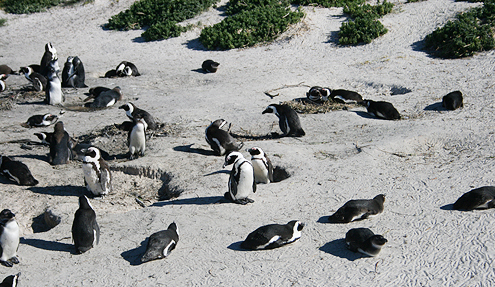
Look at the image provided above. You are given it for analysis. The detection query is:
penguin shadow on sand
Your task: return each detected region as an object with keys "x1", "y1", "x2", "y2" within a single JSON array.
[
  {"x1": 424, "y1": 102, "x2": 447, "y2": 111},
  {"x1": 20, "y1": 238, "x2": 74, "y2": 253},
  {"x1": 352, "y1": 110, "x2": 379, "y2": 119},
  {"x1": 227, "y1": 241, "x2": 248, "y2": 251},
  {"x1": 151, "y1": 195, "x2": 229, "y2": 207},
  {"x1": 173, "y1": 144, "x2": 217, "y2": 156},
  {"x1": 319, "y1": 239, "x2": 363, "y2": 261},
  {"x1": 440, "y1": 203, "x2": 455, "y2": 210},
  {"x1": 121, "y1": 239, "x2": 148, "y2": 266},
  {"x1": 28, "y1": 185, "x2": 86, "y2": 197}
]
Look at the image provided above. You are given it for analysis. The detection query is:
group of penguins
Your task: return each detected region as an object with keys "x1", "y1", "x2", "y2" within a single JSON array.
[{"x1": 0, "y1": 42, "x2": 491, "y2": 285}]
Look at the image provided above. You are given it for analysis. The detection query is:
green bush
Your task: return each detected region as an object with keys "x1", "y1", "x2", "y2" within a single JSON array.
[
  {"x1": 343, "y1": 0, "x2": 393, "y2": 18},
  {"x1": 1, "y1": 0, "x2": 62, "y2": 14},
  {"x1": 0, "y1": 18, "x2": 6, "y2": 26},
  {"x1": 226, "y1": 0, "x2": 291, "y2": 15},
  {"x1": 199, "y1": 5, "x2": 304, "y2": 50},
  {"x1": 339, "y1": 15, "x2": 388, "y2": 44},
  {"x1": 291, "y1": 0, "x2": 364, "y2": 8},
  {"x1": 424, "y1": 0, "x2": 495, "y2": 58},
  {"x1": 142, "y1": 20, "x2": 187, "y2": 41}
]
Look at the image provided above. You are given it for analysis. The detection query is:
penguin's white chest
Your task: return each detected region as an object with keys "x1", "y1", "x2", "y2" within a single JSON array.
[
  {"x1": 48, "y1": 78, "x2": 63, "y2": 105},
  {"x1": 129, "y1": 125, "x2": 146, "y2": 154},
  {"x1": 82, "y1": 162, "x2": 103, "y2": 194},
  {"x1": 251, "y1": 159, "x2": 270, "y2": 184},
  {"x1": 0, "y1": 221, "x2": 19, "y2": 260},
  {"x1": 234, "y1": 164, "x2": 254, "y2": 198}
]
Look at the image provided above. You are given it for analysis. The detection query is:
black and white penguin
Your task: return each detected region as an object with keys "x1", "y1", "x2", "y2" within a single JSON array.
[
  {"x1": 262, "y1": 104, "x2": 305, "y2": 137},
  {"x1": 49, "y1": 121, "x2": 71, "y2": 165},
  {"x1": 345, "y1": 228, "x2": 387, "y2": 257},
  {"x1": 328, "y1": 194, "x2": 385, "y2": 223},
  {"x1": 19, "y1": 66, "x2": 47, "y2": 92},
  {"x1": 442, "y1": 91, "x2": 463, "y2": 110},
  {"x1": 306, "y1": 86, "x2": 331, "y2": 103},
  {"x1": 40, "y1": 43, "x2": 57, "y2": 77},
  {"x1": 116, "y1": 61, "x2": 140, "y2": 77},
  {"x1": 128, "y1": 117, "x2": 147, "y2": 160},
  {"x1": 84, "y1": 86, "x2": 122, "y2": 108},
  {"x1": 0, "y1": 74, "x2": 6, "y2": 93},
  {"x1": 247, "y1": 147, "x2": 273, "y2": 184},
  {"x1": 82, "y1": 147, "x2": 112, "y2": 196},
  {"x1": 0, "y1": 209, "x2": 20, "y2": 267},
  {"x1": 241, "y1": 220, "x2": 305, "y2": 250},
  {"x1": 72, "y1": 195, "x2": 100, "y2": 254},
  {"x1": 360, "y1": 100, "x2": 401, "y2": 120},
  {"x1": 453, "y1": 186, "x2": 495, "y2": 211},
  {"x1": 202, "y1": 60, "x2": 219, "y2": 73},
  {"x1": 141, "y1": 222, "x2": 179, "y2": 263},
  {"x1": 205, "y1": 119, "x2": 243, "y2": 156},
  {"x1": 0, "y1": 272, "x2": 20, "y2": 287},
  {"x1": 0, "y1": 156, "x2": 39, "y2": 186},
  {"x1": 34, "y1": 132, "x2": 53, "y2": 145},
  {"x1": 119, "y1": 103, "x2": 157, "y2": 130},
  {"x1": 45, "y1": 66, "x2": 64, "y2": 105},
  {"x1": 223, "y1": 151, "x2": 256, "y2": 204},
  {"x1": 62, "y1": 56, "x2": 87, "y2": 88},
  {"x1": 330, "y1": 89, "x2": 363, "y2": 104},
  {"x1": 0, "y1": 65, "x2": 16, "y2": 76},
  {"x1": 22, "y1": 113, "x2": 58, "y2": 128},
  {"x1": 86, "y1": 86, "x2": 111, "y2": 99}
]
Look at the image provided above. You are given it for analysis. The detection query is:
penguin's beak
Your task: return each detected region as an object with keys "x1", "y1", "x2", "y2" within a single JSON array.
[{"x1": 262, "y1": 108, "x2": 269, "y2": 114}]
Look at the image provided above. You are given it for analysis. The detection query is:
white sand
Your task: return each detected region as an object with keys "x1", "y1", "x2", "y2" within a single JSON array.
[{"x1": 1, "y1": 0, "x2": 495, "y2": 285}]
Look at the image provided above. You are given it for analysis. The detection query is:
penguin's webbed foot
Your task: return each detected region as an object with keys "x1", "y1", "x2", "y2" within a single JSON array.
[
  {"x1": 0, "y1": 260, "x2": 13, "y2": 267},
  {"x1": 9, "y1": 257, "x2": 19, "y2": 264},
  {"x1": 235, "y1": 198, "x2": 254, "y2": 205}
]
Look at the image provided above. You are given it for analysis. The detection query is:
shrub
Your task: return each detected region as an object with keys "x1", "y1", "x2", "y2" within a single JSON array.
[
  {"x1": 142, "y1": 20, "x2": 187, "y2": 41},
  {"x1": 226, "y1": 0, "x2": 291, "y2": 15},
  {"x1": 0, "y1": 0, "x2": 62, "y2": 14},
  {"x1": 0, "y1": 18, "x2": 6, "y2": 26},
  {"x1": 291, "y1": 0, "x2": 364, "y2": 8},
  {"x1": 343, "y1": 1, "x2": 393, "y2": 18},
  {"x1": 339, "y1": 15, "x2": 388, "y2": 44}
]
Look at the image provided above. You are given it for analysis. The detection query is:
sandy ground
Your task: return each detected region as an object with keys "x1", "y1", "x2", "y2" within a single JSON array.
[{"x1": 1, "y1": 0, "x2": 495, "y2": 285}]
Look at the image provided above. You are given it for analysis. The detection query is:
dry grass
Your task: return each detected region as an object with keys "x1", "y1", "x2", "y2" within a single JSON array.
[{"x1": 282, "y1": 98, "x2": 349, "y2": 114}]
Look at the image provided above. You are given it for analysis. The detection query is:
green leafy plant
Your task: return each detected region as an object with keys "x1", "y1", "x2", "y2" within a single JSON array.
[
  {"x1": 343, "y1": 0, "x2": 393, "y2": 18},
  {"x1": 291, "y1": 0, "x2": 364, "y2": 8},
  {"x1": 0, "y1": 0, "x2": 90, "y2": 14},
  {"x1": 0, "y1": 18, "x2": 6, "y2": 26}
]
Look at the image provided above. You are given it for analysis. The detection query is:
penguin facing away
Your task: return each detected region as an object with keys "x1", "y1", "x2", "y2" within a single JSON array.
[
  {"x1": 202, "y1": 60, "x2": 219, "y2": 73},
  {"x1": 453, "y1": 186, "x2": 495, "y2": 211},
  {"x1": 442, "y1": 91, "x2": 463, "y2": 110},
  {"x1": 0, "y1": 156, "x2": 39, "y2": 186},
  {"x1": 0, "y1": 272, "x2": 20, "y2": 287},
  {"x1": 345, "y1": 228, "x2": 387, "y2": 257},
  {"x1": 205, "y1": 119, "x2": 243, "y2": 156},
  {"x1": 328, "y1": 194, "x2": 385, "y2": 223},
  {"x1": 23, "y1": 113, "x2": 58, "y2": 128},
  {"x1": 49, "y1": 121, "x2": 71, "y2": 165},
  {"x1": 306, "y1": 86, "x2": 331, "y2": 103},
  {"x1": 360, "y1": 100, "x2": 401, "y2": 120},
  {"x1": 247, "y1": 147, "x2": 273, "y2": 184},
  {"x1": 330, "y1": 89, "x2": 363, "y2": 104},
  {"x1": 128, "y1": 117, "x2": 147, "y2": 160},
  {"x1": 241, "y1": 220, "x2": 305, "y2": 250},
  {"x1": 119, "y1": 103, "x2": 157, "y2": 130},
  {"x1": 0, "y1": 209, "x2": 20, "y2": 267},
  {"x1": 19, "y1": 66, "x2": 47, "y2": 92},
  {"x1": 262, "y1": 104, "x2": 305, "y2": 137},
  {"x1": 223, "y1": 151, "x2": 256, "y2": 205},
  {"x1": 141, "y1": 222, "x2": 179, "y2": 263},
  {"x1": 82, "y1": 147, "x2": 112, "y2": 196},
  {"x1": 72, "y1": 196, "x2": 100, "y2": 254}
]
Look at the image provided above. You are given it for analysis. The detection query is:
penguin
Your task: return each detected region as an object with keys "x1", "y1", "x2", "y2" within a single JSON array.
[
  {"x1": 0, "y1": 156, "x2": 39, "y2": 186},
  {"x1": 205, "y1": 119, "x2": 243, "y2": 156},
  {"x1": 345, "y1": 228, "x2": 387, "y2": 257},
  {"x1": 223, "y1": 151, "x2": 256, "y2": 204},
  {"x1": 0, "y1": 65, "x2": 16, "y2": 76},
  {"x1": 72, "y1": 195, "x2": 100, "y2": 254},
  {"x1": 82, "y1": 147, "x2": 112, "y2": 196},
  {"x1": 45, "y1": 66, "x2": 64, "y2": 105},
  {"x1": 306, "y1": 86, "x2": 330, "y2": 103},
  {"x1": 360, "y1": 100, "x2": 401, "y2": 120},
  {"x1": 0, "y1": 273, "x2": 20, "y2": 287},
  {"x1": 0, "y1": 209, "x2": 20, "y2": 267},
  {"x1": 34, "y1": 132, "x2": 53, "y2": 145},
  {"x1": 62, "y1": 56, "x2": 87, "y2": 88},
  {"x1": 104, "y1": 69, "x2": 117, "y2": 78},
  {"x1": 330, "y1": 89, "x2": 363, "y2": 104},
  {"x1": 19, "y1": 66, "x2": 47, "y2": 92},
  {"x1": 141, "y1": 222, "x2": 179, "y2": 263},
  {"x1": 86, "y1": 86, "x2": 111, "y2": 99},
  {"x1": 84, "y1": 86, "x2": 122, "y2": 108},
  {"x1": 328, "y1": 194, "x2": 385, "y2": 223},
  {"x1": 40, "y1": 43, "x2": 57, "y2": 77},
  {"x1": 0, "y1": 75, "x2": 6, "y2": 93},
  {"x1": 202, "y1": 60, "x2": 219, "y2": 73},
  {"x1": 116, "y1": 61, "x2": 140, "y2": 77},
  {"x1": 119, "y1": 103, "x2": 157, "y2": 130},
  {"x1": 262, "y1": 104, "x2": 305, "y2": 137},
  {"x1": 442, "y1": 91, "x2": 463, "y2": 110},
  {"x1": 240, "y1": 220, "x2": 305, "y2": 250},
  {"x1": 128, "y1": 117, "x2": 147, "y2": 160},
  {"x1": 22, "y1": 113, "x2": 58, "y2": 128},
  {"x1": 49, "y1": 121, "x2": 71, "y2": 165},
  {"x1": 247, "y1": 147, "x2": 273, "y2": 184},
  {"x1": 453, "y1": 186, "x2": 495, "y2": 211}
]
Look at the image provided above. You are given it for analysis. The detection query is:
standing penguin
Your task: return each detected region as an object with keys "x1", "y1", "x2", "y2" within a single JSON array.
[
  {"x1": 49, "y1": 121, "x2": 71, "y2": 165},
  {"x1": 82, "y1": 147, "x2": 112, "y2": 196},
  {"x1": 223, "y1": 151, "x2": 256, "y2": 204},
  {"x1": 306, "y1": 86, "x2": 331, "y2": 103},
  {"x1": 0, "y1": 273, "x2": 20, "y2": 287},
  {"x1": 19, "y1": 66, "x2": 47, "y2": 92},
  {"x1": 345, "y1": 228, "x2": 387, "y2": 257},
  {"x1": 442, "y1": 91, "x2": 463, "y2": 110},
  {"x1": 84, "y1": 86, "x2": 122, "y2": 108},
  {"x1": 360, "y1": 100, "x2": 401, "y2": 120},
  {"x1": 128, "y1": 117, "x2": 147, "y2": 160},
  {"x1": 116, "y1": 61, "x2": 140, "y2": 77},
  {"x1": 453, "y1": 186, "x2": 495, "y2": 210},
  {"x1": 202, "y1": 60, "x2": 219, "y2": 73},
  {"x1": 45, "y1": 66, "x2": 64, "y2": 105},
  {"x1": 141, "y1": 222, "x2": 179, "y2": 263},
  {"x1": 40, "y1": 43, "x2": 57, "y2": 77},
  {"x1": 72, "y1": 196, "x2": 100, "y2": 254},
  {"x1": 330, "y1": 89, "x2": 363, "y2": 104},
  {"x1": 328, "y1": 194, "x2": 385, "y2": 223},
  {"x1": 62, "y1": 56, "x2": 87, "y2": 88},
  {"x1": 241, "y1": 220, "x2": 305, "y2": 250},
  {"x1": 0, "y1": 209, "x2": 20, "y2": 267},
  {"x1": 0, "y1": 156, "x2": 39, "y2": 186},
  {"x1": 262, "y1": 104, "x2": 305, "y2": 137},
  {"x1": 205, "y1": 119, "x2": 243, "y2": 156},
  {"x1": 247, "y1": 147, "x2": 273, "y2": 184},
  {"x1": 22, "y1": 113, "x2": 58, "y2": 128},
  {"x1": 119, "y1": 103, "x2": 157, "y2": 130}
]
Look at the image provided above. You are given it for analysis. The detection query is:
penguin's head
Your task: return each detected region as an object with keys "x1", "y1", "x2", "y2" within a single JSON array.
[
  {"x1": 374, "y1": 194, "x2": 386, "y2": 204},
  {"x1": 78, "y1": 195, "x2": 94, "y2": 210},
  {"x1": 123, "y1": 66, "x2": 133, "y2": 76},
  {"x1": 370, "y1": 235, "x2": 388, "y2": 247},
  {"x1": 65, "y1": 56, "x2": 74, "y2": 65},
  {"x1": 116, "y1": 62, "x2": 126, "y2": 75},
  {"x1": 0, "y1": 74, "x2": 7, "y2": 81},
  {"x1": 83, "y1": 147, "x2": 100, "y2": 162},
  {"x1": 119, "y1": 103, "x2": 132, "y2": 112},
  {"x1": 73, "y1": 56, "x2": 82, "y2": 66},
  {"x1": 19, "y1": 66, "x2": 30, "y2": 75},
  {"x1": 0, "y1": 209, "x2": 15, "y2": 223},
  {"x1": 247, "y1": 147, "x2": 264, "y2": 158},
  {"x1": 54, "y1": 121, "x2": 64, "y2": 133},
  {"x1": 288, "y1": 220, "x2": 304, "y2": 240},
  {"x1": 168, "y1": 222, "x2": 179, "y2": 237},
  {"x1": 262, "y1": 105, "x2": 278, "y2": 115},
  {"x1": 210, "y1": 119, "x2": 227, "y2": 129},
  {"x1": 223, "y1": 151, "x2": 244, "y2": 168},
  {"x1": 359, "y1": 100, "x2": 372, "y2": 107},
  {"x1": 43, "y1": 114, "x2": 58, "y2": 124}
]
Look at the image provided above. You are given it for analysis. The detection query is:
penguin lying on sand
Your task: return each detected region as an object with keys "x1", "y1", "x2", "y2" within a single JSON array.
[
  {"x1": 345, "y1": 228, "x2": 387, "y2": 257},
  {"x1": 19, "y1": 66, "x2": 47, "y2": 92},
  {"x1": 241, "y1": 221, "x2": 305, "y2": 250},
  {"x1": 84, "y1": 86, "x2": 122, "y2": 108},
  {"x1": 116, "y1": 61, "x2": 140, "y2": 77},
  {"x1": 22, "y1": 113, "x2": 58, "y2": 128},
  {"x1": 141, "y1": 222, "x2": 179, "y2": 263},
  {"x1": 306, "y1": 86, "x2": 331, "y2": 103},
  {"x1": 360, "y1": 100, "x2": 400, "y2": 120},
  {"x1": 453, "y1": 186, "x2": 495, "y2": 210},
  {"x1": 0, "y1": 156, "x2": 39, "y2": 186},
  {"x1": 0, "y1": 209, "x2": 20, "y2": 267},
  {"x1": 202, "y1": 60, "x2": 219, "y2": 73},
  {"x1": 328, "y1": 194, "x2": 385, "y2": 223},
  {"x1": 330, "y1": 89, "x2": 363, "y2": 104},
  {"x1": 223, "y1": 151, "x2": 256, "y2": 204},
  {"x1": 442, "y1": 91, "x2": 463, "y2": 110}
]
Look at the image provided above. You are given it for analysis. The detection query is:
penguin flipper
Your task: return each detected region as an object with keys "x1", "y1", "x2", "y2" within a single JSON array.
[{"x1": 93, "y1": 220, "x2": 100, "y2": 245}]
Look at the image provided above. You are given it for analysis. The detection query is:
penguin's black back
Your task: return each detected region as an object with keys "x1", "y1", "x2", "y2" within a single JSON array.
[
  {"x1": 442, "y1": 91, "x2": 463, "y2": 110},
  {"x1": 0, "y1": 156, "x2": 38, "y2": 186},
  {"x1": 241, "y1": 223, "x2": 294, "y2": 250},
  {"x1": 365, "y1": 100, "x2": 401, "y2": 120},
  {"x1": 453, "y1": 186, "x2": 495, "y2": 210},
  {"x1": 330, "y1": 89, "x2": 363, "y2": 103},
  {"x1": 50, "y1": 123, "x2": 70, "y2": 165},
  {"x1": 277, "y1": 104, "x2": 305, "y2": 137},
  {"x1": 72, "y1": 196, "x2": 99, "y2": 253}
]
